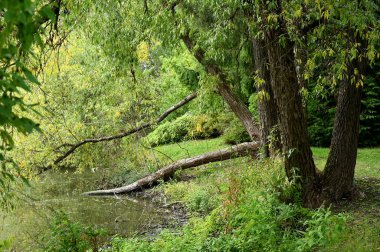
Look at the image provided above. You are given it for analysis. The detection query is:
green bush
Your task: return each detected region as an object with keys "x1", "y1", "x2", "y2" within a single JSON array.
[
  {"x1": 222, "y1": 117, "x2": 251, "y2": 144},
  {"x1": 0, "y1": 239, "x2": 11, "y2": 251},
  {"x1": 164, "y1": 181, "x2": 221, "y2": 214},
  {"x1": 185, "y1": 186, "x2": 220, "y2": 213},
  {"x1": 40, "y1": 212, "x2": 107, "y2": 252},
  {"x1": 147, "y1": 114, "x2": 228, "y2": 146},
  {"x1": 308, "y1": 62, "x2": 380, "y2": 147}
]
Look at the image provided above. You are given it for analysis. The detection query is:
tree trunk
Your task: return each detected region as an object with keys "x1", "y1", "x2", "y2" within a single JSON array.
[
  {"x1": 181, "y1": 34, "x2": 260, "y2": 142},
  {"x1": 252, "y1": 38, "x2": 280, "y2": 157},
  {"x1": 82, "y1": 142, "x2": 259, "y2": 196},
  {"x1": 294, "y1": 45, "x2": 308, "y2": 117},
  {"x1": 218, "y1": 83, "x2": 260, "y2": 141},
  {"x1": 262, "y1": 5, "x2": 319, "y2": 206},
  {"x1": 323, "y1": 56, "x2": 366, "y2": 200}
]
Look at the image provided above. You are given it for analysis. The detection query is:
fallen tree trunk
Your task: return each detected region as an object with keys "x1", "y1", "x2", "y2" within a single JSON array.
[
  {"x1": 53, "y1": 92, "x2": 197, "y2": 165},
  {"x1": 82, "y1": 141, "x2": 259, "y2": 196}
]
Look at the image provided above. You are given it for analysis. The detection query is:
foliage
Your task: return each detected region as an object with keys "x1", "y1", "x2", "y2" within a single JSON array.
[
  {"x1": 0, "y1": 239, "x2": 11, "y2": 251},
  {"x1": 222, "y1": 117, "x2": 251, "y2": 145},
  {"x1": 9, "y1": 32, "x2": 184, "y2": 172},
  {"x1": 107, "y1": 160, "x2": 347, "y2": 252},
  {"x1": 40, "y1": 211, "x2": 107, "y2": 252},
  {"x1": 308, "y1": 63, "x2": 380, "y2": 147},
  {"x1": 147, "y1": 113, "x2": 231, "y2": 147},
  {"x1": 0, "y1": 0, "x2": 57, "y2": 210},
  {"x1": 307, "y1": 93, "x2": 336, "y2": 147},
  {"x1": 358, "y1": 64, "x2": 380, "y2": 147},
  {"x1": 164, "y1": 180, "x2": 221, "y2": 214},
  {"x1": 1, "y1": 0, "x2": 379, "y2": 250}
]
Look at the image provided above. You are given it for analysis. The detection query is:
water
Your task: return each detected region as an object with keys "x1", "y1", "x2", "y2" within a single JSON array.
[{"x1": 0, "y1": 170, "x2": 167, "y2": 250}]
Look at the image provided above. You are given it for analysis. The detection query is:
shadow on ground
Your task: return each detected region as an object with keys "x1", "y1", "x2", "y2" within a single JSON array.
[{"x1": 334, "y1": 178, "x2": 380, "y2": 219}]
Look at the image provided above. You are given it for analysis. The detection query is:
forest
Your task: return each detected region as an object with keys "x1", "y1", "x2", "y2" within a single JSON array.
[{"x1": 0, "y1": 0, "x2": 379, "y2": 251}]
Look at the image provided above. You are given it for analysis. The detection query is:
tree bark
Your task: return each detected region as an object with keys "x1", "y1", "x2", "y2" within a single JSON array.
[
  {"x1": 252, "y1": 38, "x2": 280, "y2": 157},
  {"x1": 82, "y1": 142, "x2": 259, "y2": 196},
  {"x1": 294, "y1": 45, "x2": 308, "y2": 117},
  {"x1": 262, "y1": 2, "x2": 319, "y2": 206},
  {"x1": 323, "y1": 51, "x2": 366, "y2": 200}
]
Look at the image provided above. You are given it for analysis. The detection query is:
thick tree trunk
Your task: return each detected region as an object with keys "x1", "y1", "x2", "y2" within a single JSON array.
[
  {"x1": 82, "y1": 142, "x2": 259, "y2": 196},
  {"x1": 252, "y1": 38, "x2": 280, "y2": 156},
  {"x1": 262, "y1": 5, "x2": 318, "y2": 206},
  {"x1": 323, "y1": 57, "x2": 366, "y2": 200}
]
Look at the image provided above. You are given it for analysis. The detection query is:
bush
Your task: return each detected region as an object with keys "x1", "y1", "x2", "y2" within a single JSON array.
[
  {"x1": 40, "y1": 212, "x2": 107, "y2": 252},
  {"x1": 308, "y1": 62, "x2": 380, "y2": 147},
  {"x1": 147, "y1": 114, "x2": 229, "y2": 146},
  {"x1": 222, "y1": 117, "x2": 251, "y2": 144},
  {"x1": 164, "y1": 181, "x2": 221, "y2": 214}
]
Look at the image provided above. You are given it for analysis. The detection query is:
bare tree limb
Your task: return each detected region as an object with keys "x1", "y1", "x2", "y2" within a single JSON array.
[
  {"x1": 82, "y1": 141, "x2": 259, "y2": 196},
  {"x1": 53, "y1": 92, "x2": 197, "y2": 165}
]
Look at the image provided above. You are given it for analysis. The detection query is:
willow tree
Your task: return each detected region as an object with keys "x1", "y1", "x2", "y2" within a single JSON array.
[
  {"x1": 75, "y1": 0, "x2": 262, "y2": 142},
  {"x1": 251, "y1": 0, "x2": 379, "y2": 206},
  {"x1": 135, "y1": 0, "x2": 378, "y2": 205},
  {"x1": 55, "y1": 0, "x2": 378, "y2": 207}
]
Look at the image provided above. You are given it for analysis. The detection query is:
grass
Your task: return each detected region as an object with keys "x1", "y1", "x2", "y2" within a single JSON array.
[
  {"x1": 154, "y1": 138, "x2": 380, "y2": 179},
  {"x1": 150, "y1": 139, "x2": 380, "y2": 251},
  {"x1": 312, "y1": 147, "x2": 380, "y2": 178},
  {"x1": 154, "y1": 137, "x2": 228, "y2": 161}
]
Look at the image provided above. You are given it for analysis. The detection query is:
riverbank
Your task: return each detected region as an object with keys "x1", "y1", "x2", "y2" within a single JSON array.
[
  {"x1": 3, "y1": 138, "x2": 379, "y2": 251},
  {"x1": 104, "y1": 139, "x2": 380, "y2": 251}
]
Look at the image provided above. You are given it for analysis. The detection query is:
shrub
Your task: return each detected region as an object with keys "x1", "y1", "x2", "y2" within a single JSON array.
[
  {"x1": 40, "y1": 211, "x2": 107, "y2": 252},
  {"x1": 307, "y1": 62, "x2": 380, "y2": 147},
  {"x1": 147, "y1": 114, "x2": 228, "y2": 146},
  {"x1": 164, "y1": 181, "x2": 221, "y2": 214},
  {"x1": 0, "y1": 239, "x2": 11, "y2": 251},
  {"x1": 222, "y1": 117, "x2": 251, "y2": 144}
]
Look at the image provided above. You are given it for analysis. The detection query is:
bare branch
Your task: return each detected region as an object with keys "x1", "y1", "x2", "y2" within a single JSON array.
[{"x1": 52, "y1": 92, "x2": 198, "y2": 165}]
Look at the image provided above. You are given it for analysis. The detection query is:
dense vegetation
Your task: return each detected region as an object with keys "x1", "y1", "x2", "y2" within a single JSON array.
[{"x1": 1, "y1": 0, "x2": 379, "y2": 251}]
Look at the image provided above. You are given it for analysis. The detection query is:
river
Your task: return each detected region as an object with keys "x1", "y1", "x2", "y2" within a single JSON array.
[{"x1": 0, "y1": 170, "x2": 168, "y2": 250}]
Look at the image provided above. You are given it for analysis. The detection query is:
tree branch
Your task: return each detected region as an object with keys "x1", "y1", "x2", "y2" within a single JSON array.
[
  {"x1": 52, "y1": 92, "x2": 198, "y2": 165},
  {"x1": 181, "y1": 33, "x2": 260, "y2": 140},
  {"x1": 82, "y1": 141, "x2": 259, "y2": 196}
]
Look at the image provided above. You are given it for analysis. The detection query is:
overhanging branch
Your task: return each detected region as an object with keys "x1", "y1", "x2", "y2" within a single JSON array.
[{"x1": 52, "y1": 92, "x2": 197, "y2": 165}]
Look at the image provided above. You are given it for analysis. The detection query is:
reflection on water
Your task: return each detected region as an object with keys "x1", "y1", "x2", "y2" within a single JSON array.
[{"x1": 0, "y1": 170, "x2": 165, "y2": 250}]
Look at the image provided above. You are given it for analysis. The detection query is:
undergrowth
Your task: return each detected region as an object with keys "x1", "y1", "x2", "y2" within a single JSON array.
[
  {"x1": 39, "y1": 211, "x2": 107, "y2": 252},
  {"x1": 107, "y1": 159, "x2": 348, "y2": 252},
  {"x1": 147, "y1": 113, "x2": 228, "y2": 146}
]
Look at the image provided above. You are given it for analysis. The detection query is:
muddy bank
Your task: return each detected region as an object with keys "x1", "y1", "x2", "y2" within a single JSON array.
[{"x1": 129, "y1": 189, "x2": 189, "y2": 238}]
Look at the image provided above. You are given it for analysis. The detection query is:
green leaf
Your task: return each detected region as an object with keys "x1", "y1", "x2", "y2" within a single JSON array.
[
  {"x1": 22, "y1": 67, "x2": 39, "y2": 84},
  {"x1": 0, "y1": 130, "x2": 14, "y2": 148},
  {"x1": 39, "y1": 5, "x2": 56, "y2": 21}
]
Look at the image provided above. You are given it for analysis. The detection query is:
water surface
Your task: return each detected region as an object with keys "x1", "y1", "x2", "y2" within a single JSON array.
[{"x1": 0, "y1": 170, "x2": 166, "y2": 250}]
